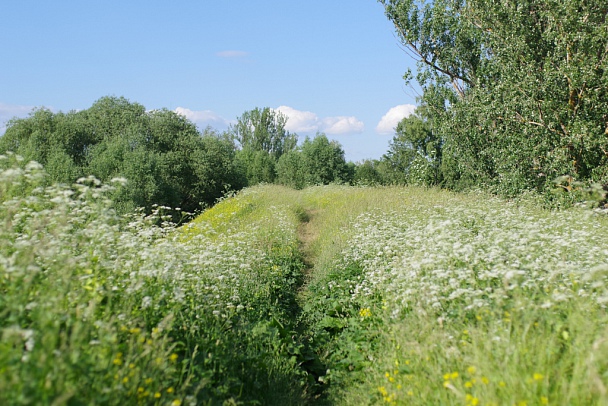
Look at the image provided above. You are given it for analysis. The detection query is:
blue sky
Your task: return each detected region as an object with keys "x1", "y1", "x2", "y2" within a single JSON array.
[{"x1": 0, "y1": 1, "x2": 419, "y2": 161}]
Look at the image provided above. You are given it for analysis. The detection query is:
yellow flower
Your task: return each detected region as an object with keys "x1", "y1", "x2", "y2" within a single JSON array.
[
  {"x1": 450, "y1": 372, "x2": 459, "y2": 379},
  {"x1": 464, "y1": 381, "x2": 473, "y2": 388},
  {"x1": 466, "y1": 394, "x2": 479, "y2": 405},
  {"x1": 171, "y1": 400, "x2": 181, "y2": 406},
  {"x1": 541, "y1": 396, "x2": 549, "y2": 405},
  {"x1": 154, "y1": 392, "x2": 161, "y2": 398},
  {"x1": 481, "y1": 376, "x2": 489, "y2": 384},
  {"x1": 169, "y1": 353, "x2": 179, "y2": 363},
  {"x1": 467, "y1": 366, "x2": 477, "y2": 374},
  {"x1": 499, "y1": 381, "x2": 506, "y2": 387},
  {"x1": 533, "y1": 373, "x2": 544, "y2": 381},
  {"x1": 359, "y1": 308, "x2": 372, "y2": 318}
]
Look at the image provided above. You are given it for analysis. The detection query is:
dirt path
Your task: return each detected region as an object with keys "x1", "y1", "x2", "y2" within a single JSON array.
[{"x1": 296, "y1": 208, "x2": 321, "y2": 296}]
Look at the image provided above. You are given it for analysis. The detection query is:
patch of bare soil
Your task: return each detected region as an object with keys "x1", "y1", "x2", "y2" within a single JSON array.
[{"x1": 297, "y1": 209, "x2": 320, "y2": 285}]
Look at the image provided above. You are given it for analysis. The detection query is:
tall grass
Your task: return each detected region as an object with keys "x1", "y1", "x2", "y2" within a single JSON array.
[
  {"x1": 298, "y1": 186, "x2": 608, "y2": 405},
  {"x1": 2, "y1": 154, "x2": 607, "y2": 405},
  {"x1": 0, "y1": 155, "x2": 312, "y2": 405}
]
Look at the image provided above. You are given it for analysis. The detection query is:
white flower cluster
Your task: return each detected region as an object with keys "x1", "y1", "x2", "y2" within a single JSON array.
[
  {"x1": 0, "y1": 158, "x2": 300, "y2": 342},
  {"x1": 337, "y1": 193, "x2": 608, "y2": 319}
]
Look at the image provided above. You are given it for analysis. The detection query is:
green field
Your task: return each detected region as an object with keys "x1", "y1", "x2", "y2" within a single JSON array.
[{"x1": 2, "y1": 156, "x2": 608, "y2": 405}]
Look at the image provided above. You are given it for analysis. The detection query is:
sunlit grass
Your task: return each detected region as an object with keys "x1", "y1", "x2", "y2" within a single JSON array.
[
  {"x1": 2, "y1": 154, "x2": 607, "y2": 405},
  {"x1": 298, "y1": 186, "x2": 608, "y2": 405}
]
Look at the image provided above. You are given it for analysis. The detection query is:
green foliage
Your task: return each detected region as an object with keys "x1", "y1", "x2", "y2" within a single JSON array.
[
  {"x1": 383, "y1": 113, "x2": 442, "y2": 186},
  {"x1": 297, "y1": 185, "x2": 608, "y2": 405},
  {"x1": 230, "y1": 107, "x2": 298, "y2": 186},
  {"x1": 380, "y1": 0, "x2": 608, "y2": 197},
  {"x1": 231, "y1": 107, "x2": 297, "y2": 159},
  {"x1": 353, "y1": 160, "x2": 384, "y2": 185},
  {"x1": 0, "y1": 97, "x2": 243, "y2": 216},
  {"x1": 0, "y1": 162, "x2": 314, "y2": 405},
  {"x1": 276, "y1": 133, "x2": 353, "y2": 189}
]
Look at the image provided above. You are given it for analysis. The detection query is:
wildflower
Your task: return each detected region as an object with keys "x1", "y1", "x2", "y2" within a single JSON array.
[
  {"x1": 465, "y1": 381, "x2": 473, "y2": 388},
  {"x1": 167, "y1": 387, "x2": 175, "y2": 394},
  {"x1": 169, "y1": 353, "x2": 179, "y2": 363},
  {"x1": 541, "y1": 396, "x2": 549, "y2": 404},
  {"x1": 359, "y1": 307, "x2": 372, "y2": 318},
  {"x1": 466, "y1": 394, "x2": 479, "y2": 405},
  {"x1": 467, "y1": 366, "x2": 477, "y2": 374},
  {"x1": 171, "y1": 400, "x2": 181, "y2": 406},
  {"x1": 533, "y1": 373, "x2": 544, "y2": 381},
  {"x1": 154, "y1": 392, "x2": 161, "y2": 398}
]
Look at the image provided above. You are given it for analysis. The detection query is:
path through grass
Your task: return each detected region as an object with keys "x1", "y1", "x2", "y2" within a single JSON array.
[{"x1": 2, "y1": 158, "x2": 608, "y2": 405}]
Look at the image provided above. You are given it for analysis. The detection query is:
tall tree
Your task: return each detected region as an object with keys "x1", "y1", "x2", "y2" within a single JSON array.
[
  {"x1": 380, "y1": 0, "x2": 608, "y2": 195},
  {"x1": 231, "y1": 107, "x2": 298, "y2": 185},
  {"x1": 276, "y1": 133, "x2": 352, "y2": 188},
  {"x1": 383, "y1": 112, "x2": 442, "y2": 185},
  {"x1": 231, "y1": 107, "x2": 297, "y2": 159}
]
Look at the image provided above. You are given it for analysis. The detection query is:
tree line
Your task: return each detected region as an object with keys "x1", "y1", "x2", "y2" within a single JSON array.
[
  {"x1": 377, "y1": 0, "x2": 608, "y2": 197},
  {"x1": 4, "y1": 0, "x2": 605, "y2": 212},
  {"x1": 0, "y1": 97, "x2": 367, "y2": 216}
]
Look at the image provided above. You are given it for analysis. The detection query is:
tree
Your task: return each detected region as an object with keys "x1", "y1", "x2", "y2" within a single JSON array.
[
  {"x1": 276, "y1": 133, "x2": 352, "y2": 188},
  {"x1": 383, "y1": 112, "x2": 442, "y2": 185},
  {"x1": 231, "y1": 107, "x2": 298, "y2": 186},
  {"x1": 353, "y1": 160, "x2": 384, "y2": 185},
  {"x1": 0, "y1": 96, "x2": 244, "y2": 216},
  {"x1": 380, "y1": 0, "x2": 608, "y2": 196},
  {"x1": 232, "y1": 107, "x2": 297, "y2": 159}
]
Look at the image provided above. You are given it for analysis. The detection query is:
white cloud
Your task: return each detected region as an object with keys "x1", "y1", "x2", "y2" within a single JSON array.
[
  {"x1": 216, "y1": 50, "x2": 249, "y2": 58},
  {"x1": 274, "y1": 105, "x2": 364, "y2": 135},
  {"x1": 275, "y1": 106, "x2": 319, "y2": 133},
  {"x1": 0, "y1": 102, "x2": 35, "y2": 134},
  {"x1": 375, "y1": 104, "x2": 417, "y2": 134},
  {"x1": 322, "y1": 116, "x2": 365, "y2": 135},
  {"x1": 174, "y1": 107, "x2": 233, "y2": 129}
]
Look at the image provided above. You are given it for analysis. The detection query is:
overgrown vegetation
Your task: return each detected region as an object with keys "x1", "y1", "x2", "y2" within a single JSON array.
[
  {"x1": 2, "y1": 1, "x2": 608, "y2": 404},
  {"x1": 2, "y1": 155, "x2": 608, "y2": 404},
  {"x1": 298, "y1": 186, "x2": 608, "y2": 405},
  {"x1": 0, "y1": 155, "x2": 316, "y2": 405}
]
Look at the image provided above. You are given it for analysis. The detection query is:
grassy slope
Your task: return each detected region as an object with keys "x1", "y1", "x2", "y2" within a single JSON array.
[
  {"x1": 2, "y1": 159, "x2": 608, "y2": 405},
  {"x1": 292, "y1": 185, "x2": 608, "y2": 405}
]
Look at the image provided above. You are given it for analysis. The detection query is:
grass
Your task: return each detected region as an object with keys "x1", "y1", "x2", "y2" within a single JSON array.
[{"x1": 1, "y1": 154, "x2": 608, "y2": 405}]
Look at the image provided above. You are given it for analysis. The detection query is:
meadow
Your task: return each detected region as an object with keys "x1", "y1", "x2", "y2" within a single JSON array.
[{"x1": 2, "y1": 154, "x2": 608, "y2": 405}]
